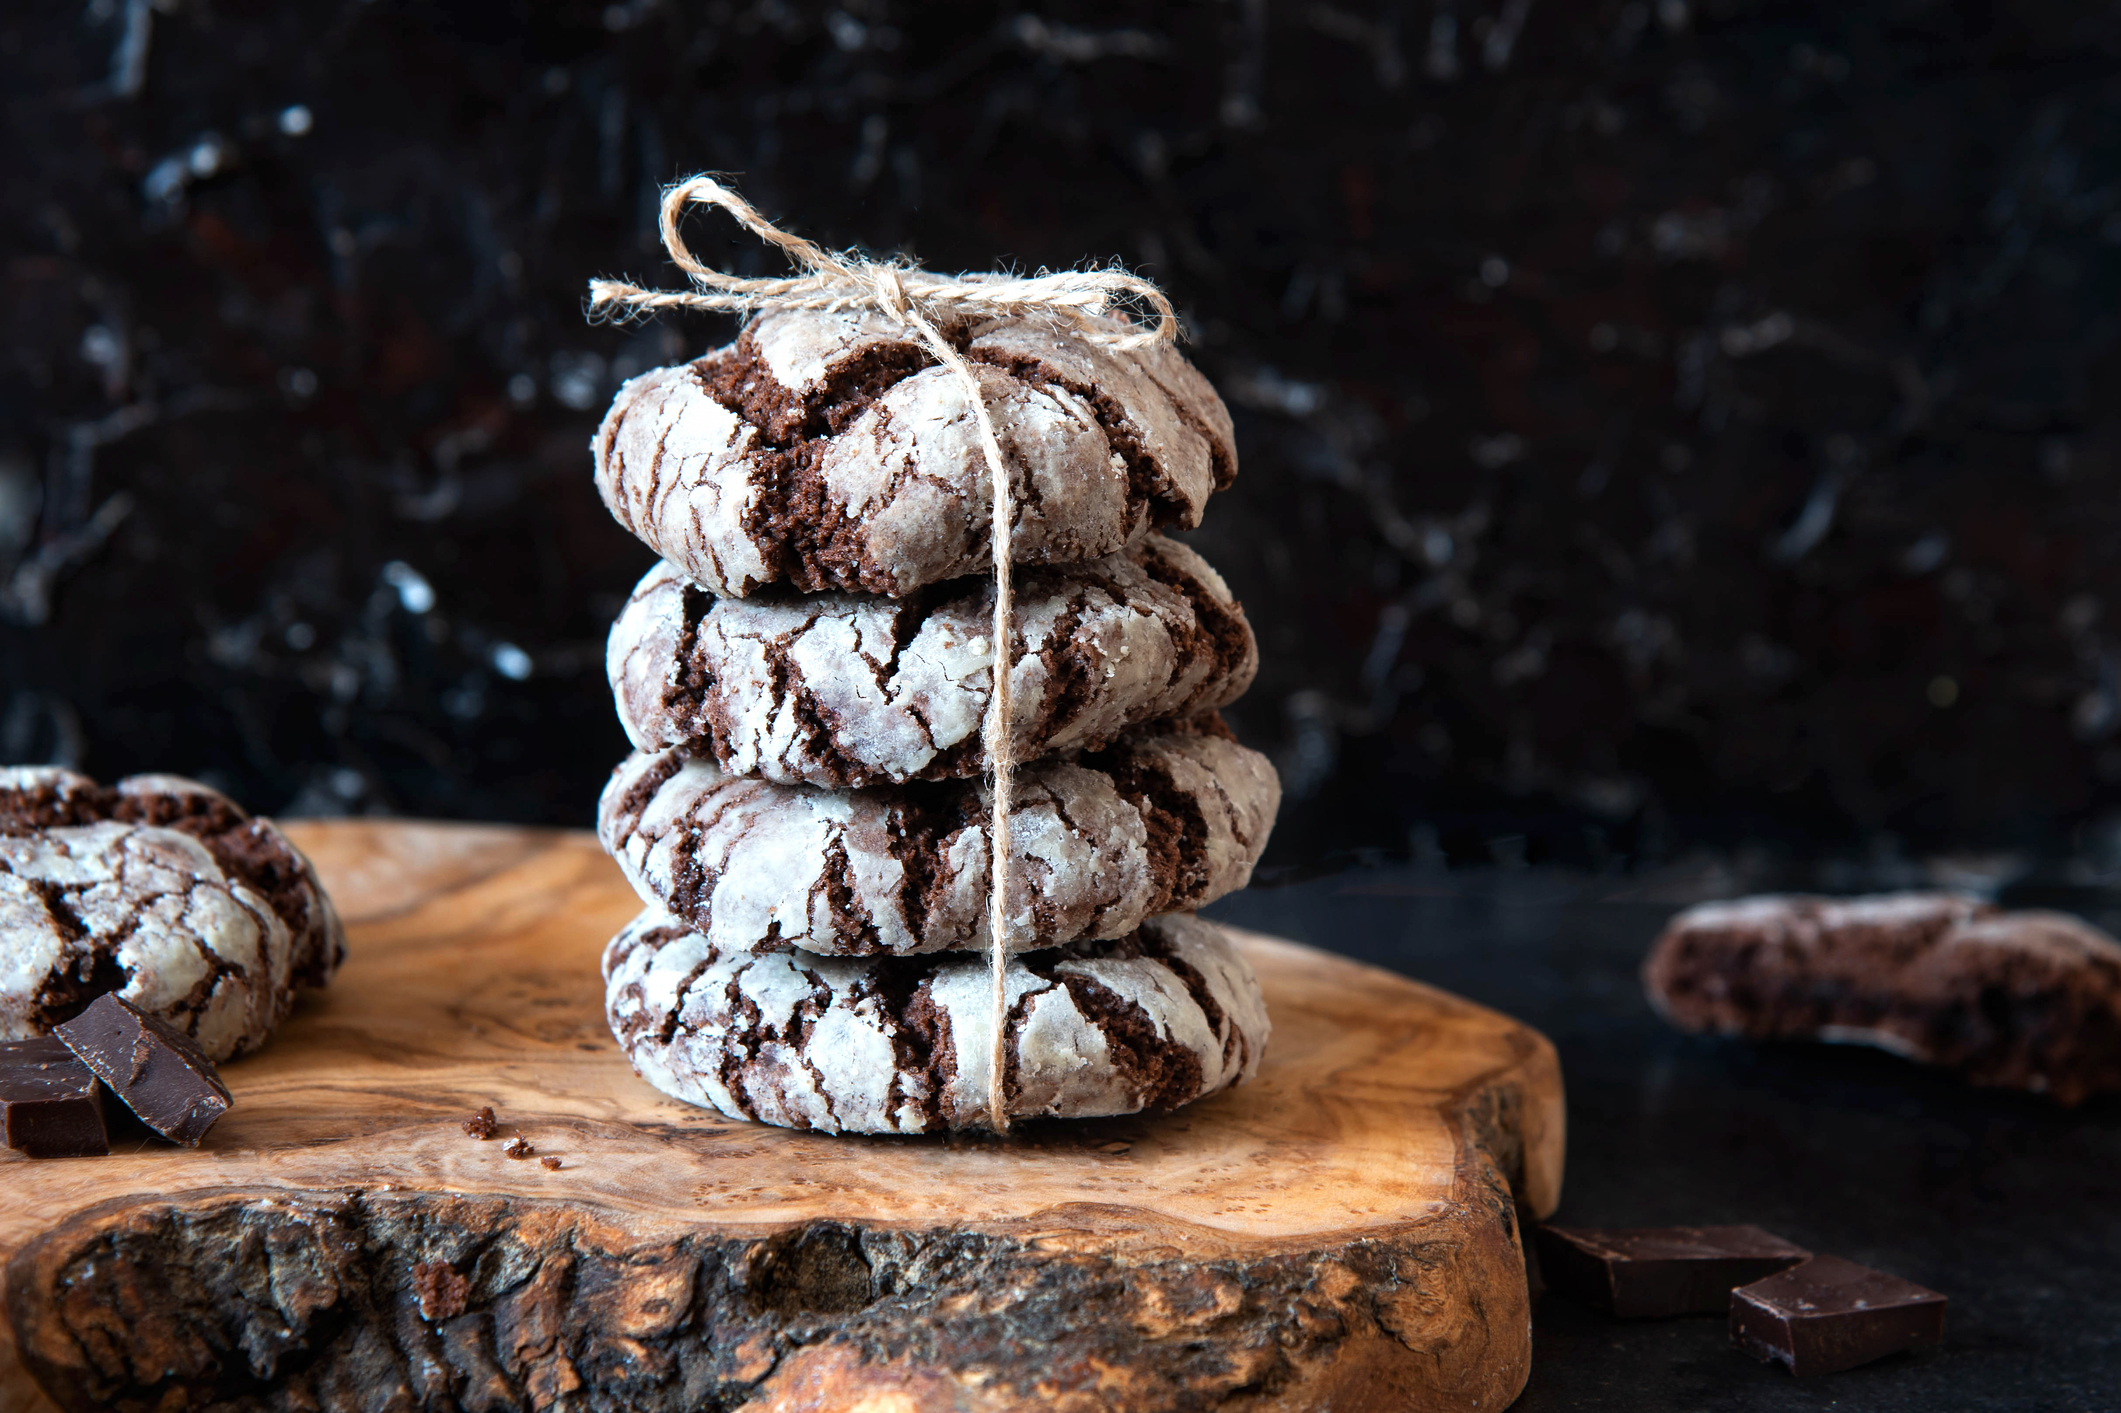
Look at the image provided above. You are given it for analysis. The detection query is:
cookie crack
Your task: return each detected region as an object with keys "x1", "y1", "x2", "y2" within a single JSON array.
[
  {"x1": 1057, "y1": 971, "x2": 1205, "y2": 1112},
  {"x1": 966, "y1": 347, "x2": 1174, "y2": 522},
  {"x1": 658, "y1": 956, "x2": 716, "y2": 1047},
  {"x1": 711, "y1": 968, "x2": 765, "y2": 1121},
  {"x1": 816, "y1": 838, "x2": 884, "y2": 955}
]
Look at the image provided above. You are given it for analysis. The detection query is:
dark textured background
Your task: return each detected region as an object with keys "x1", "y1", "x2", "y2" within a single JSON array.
[{"x1": 7, "y1": 0, "x2": 2121, "y2": 878}]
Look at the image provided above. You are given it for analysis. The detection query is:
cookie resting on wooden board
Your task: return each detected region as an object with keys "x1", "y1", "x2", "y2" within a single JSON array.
[
  {"x1": 592, "y1": 308, "x2": 1237, "y2": 599},
  {"x1": 0, "y1": 821, "x2": 1565, "y2": 1413},
  {"x1": 603, "y1": 908, "x2": 1268, "y2": 1133},
  {"x1": 608, "y1": 532, "x2": 1258, "y2": 787},
  {"x1": 0, "y1": 767, "x2": 344, "y2": 1061},
  {"x1": 1644, "y1": 892, "x2": 2121, "y2": 1102},
  {"x1": 598, "y1": 719, "x2": 1280, "y2": 957}
]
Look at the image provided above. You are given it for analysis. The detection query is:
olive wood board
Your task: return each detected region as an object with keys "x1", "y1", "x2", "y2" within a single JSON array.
[{"x1": 1, "y1": 820, "x2": 1564, "y2": 1413}]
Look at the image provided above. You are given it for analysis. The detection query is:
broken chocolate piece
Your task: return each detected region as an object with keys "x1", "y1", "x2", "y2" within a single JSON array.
[
  {"x1": 54, "y1": 993, "x2": 231, "y2": 1146},
  {"x1": 1731, "y1": 1255, "x2": 1946, "y2": 1376},
  {"x1": 463, "y1": 1105, "x2": 497, "y2": 1139},
  {"x1": 502, "y1": 1136, "x2": 533, "y2": 1158},
  {"x1": 0, "y1": 1037, "x2": 109, "y2": 1158},
  {"x1": 1538, "y1": 1224, "x2": 1811, "y2": 1317},
  {"x1": 539, "y1": 1154, "x2": 562, "y2": 1170}
]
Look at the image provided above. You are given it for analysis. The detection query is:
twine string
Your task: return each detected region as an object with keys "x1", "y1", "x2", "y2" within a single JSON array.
[
  {"x1": 590, "y1": 177, "x2": 1178, "y2": 1133},
  {"x1": 589, "y1": 175, "x2": 1178, "y2": 350}
]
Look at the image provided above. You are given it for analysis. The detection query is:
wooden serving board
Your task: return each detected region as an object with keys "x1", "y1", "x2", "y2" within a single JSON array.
[{"x1": 0, "y1": 822, "x2": 1563, "y2": 1413}]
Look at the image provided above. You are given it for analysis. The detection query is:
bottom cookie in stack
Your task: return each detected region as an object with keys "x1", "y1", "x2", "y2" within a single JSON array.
[{"x1": 602, "y1": 910, "x2": 1269, "y2": 1134}]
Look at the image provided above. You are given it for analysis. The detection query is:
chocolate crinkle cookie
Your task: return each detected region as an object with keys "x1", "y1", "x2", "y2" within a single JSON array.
[
  {"x1": 598, "y1": 717, "x2": 1280, "y2": 957},
  {"x1": 608, "y1": 533, "x2": 1258, "y2": 787},
  {"x1": 1643, "y1": 892, "x2": 2121, "y2": 1103},
  {"x1": 0, "y1": 767, "x2": 345, "y2": 1061},
  {"x1": 592, "y1": 308, "x2": 1237, "y2": 598},
  {"x1": 603, "y1": 908, "x2": 1268, "y2": 1133}
]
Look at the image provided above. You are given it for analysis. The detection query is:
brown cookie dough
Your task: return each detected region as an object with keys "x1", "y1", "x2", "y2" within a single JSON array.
[
  {"x1": 1643, "y1": 892, "x2": 2121, "y2": 1103},
  {"x1": 0, "y1": 768, "x2": 345, "y2": 1061},
  {"x1": 603, "y1": 908, "x2": 1269, "y2": 1133},
  {"x1": 591, "y1": 308, "x2": 1237, "y2": 598},
  {"x1": 608, "y1": 533, "x2": 1258, "y2": 787},
  {"x1": 597, "y1": 718, "x2": 1279, "y2": 957}
]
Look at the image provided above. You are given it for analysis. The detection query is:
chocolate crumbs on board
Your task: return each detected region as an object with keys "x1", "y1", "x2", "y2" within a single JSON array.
[{"x1": 410, "y1": 1260, "x2": 470, "y2": 1323}]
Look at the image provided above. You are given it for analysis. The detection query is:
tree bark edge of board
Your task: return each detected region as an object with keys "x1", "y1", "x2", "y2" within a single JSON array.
[{"x1": 6, "y1": 1073, "x2": 1541, "y2": 1413}]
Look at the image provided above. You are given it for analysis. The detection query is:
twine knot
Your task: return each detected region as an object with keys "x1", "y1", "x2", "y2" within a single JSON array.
[
  {"x1": 588, "y1": 177, "x2": 1182, "y2": 1133},
  {"x1": 587, "y1": 175, "x2": 1178, "y2": 351},
  {"x1": 869, "y1": 265, "x2": 907, "y2": 324}
]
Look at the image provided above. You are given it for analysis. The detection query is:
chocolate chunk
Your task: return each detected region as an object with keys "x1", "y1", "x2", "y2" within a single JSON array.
[
  {"x1": 1731, "y1": 1255, "x2": 1946, "y2": 1376},
  {"x1": 502, "y1": 1136, "x2": 534, "y2": 1158},
  {"x1": 54, "y1": 992, "x2": 231, "y2": 1146},
  {"x1": 539, "y1": 1154, "x2": 562, "y2": 1170},
  {"x1": 463, "y1": 1105, "x2": 497, "y2": 1139},
  {"x1": 1537, "y1": 1224, "x2": 1811, "y2": 1317},
  {"x1": 0, "y1": 1037, "x2": 108, "y2": 1158}
]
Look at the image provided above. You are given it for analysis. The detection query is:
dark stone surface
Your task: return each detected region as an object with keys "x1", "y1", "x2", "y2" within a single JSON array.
[
  {"x1": 1206, "y1": 868, "x2": 2121, "y2": 1410},
  {"x1": 7, "y1": 2, "x2": 2121, "y2": 875}
]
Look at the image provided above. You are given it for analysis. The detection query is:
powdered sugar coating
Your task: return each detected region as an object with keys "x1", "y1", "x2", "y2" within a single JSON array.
[
  {"x1": 0, "y1": 767, "x2": 344, "y2": 1060},
  {"x1": 602, "y1": 908, "x2": 1269, "y2": 1133},
  {"x1": 607, "y1": 534, "x2": 1258, "y2": 786},
  {"x1": 3, "y1": 823, "x2": 290, "y2": 1060},
  {"x1": 591, "y1": 309, "x2": 1237, "y2": 598},
  {"x1": 597, "y1": 724, "x2": 1280, "y2": 956}
]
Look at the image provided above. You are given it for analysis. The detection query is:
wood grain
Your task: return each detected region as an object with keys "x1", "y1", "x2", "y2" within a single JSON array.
[{"x1": 0, "y1": 821, "x2": 1563, "y2": 1412}]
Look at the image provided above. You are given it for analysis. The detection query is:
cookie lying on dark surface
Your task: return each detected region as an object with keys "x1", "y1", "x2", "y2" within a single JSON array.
[
  {"x1": 592, "y1": 308, "x2": 1236, "y2": 599},
  {"x1": 598, "y1": 718, "x2": 1279, "y2": 957},
  {"x1": 608, "y1": 533, "x2": 1258, "y2": 787},
  {"x1": 0, "y1": 768, "x2": 345, "y2": 1061},
  {"x1": 603, "y1": 907, "x2": 1268, "y2": 1133},
  {"x1": 1643, "y1": 892, "x2": 2121, "y2": 1103}
]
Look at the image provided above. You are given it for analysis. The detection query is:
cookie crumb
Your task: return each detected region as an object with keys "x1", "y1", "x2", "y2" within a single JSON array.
[
  {"x1": 410, "y1": 1260, "x2": 470, "y2": 1322},
  {"x1": 539, "y1": 1155, "x2": 562, "y2": 1170},
  {"x1": 462, "y1": 1106, "x2": 497, "y2": 1139},
  {"x1": 502, "y1": 1136, "x2": 534, "y2": 1158}
]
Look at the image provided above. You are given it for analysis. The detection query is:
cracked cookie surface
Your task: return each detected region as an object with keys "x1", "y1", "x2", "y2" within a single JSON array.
[
  {"x1": 592, "y1": 308, "x2": 1237, "y2": 598},
  {"x1": 1644, "y1": 892, "x2": 2121, "y2": 1103},
  {"x1": 609, "y1": 533, "x2": 1258, "y2": 786},
  {"x1": 603, "y1": 907, "x2": 1268, "y2": 1133},
  {"x1": 597, "y1": 719, "x2": 1279, "y2": 957},
  {"x1": 0, "y1": 768, "x2": 346, "y2": 1060}
]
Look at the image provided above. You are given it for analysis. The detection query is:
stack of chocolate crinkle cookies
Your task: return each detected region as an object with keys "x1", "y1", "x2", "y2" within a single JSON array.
[{"x1": 588, "y1": 306, "x2": 1280, "y2": 1134}]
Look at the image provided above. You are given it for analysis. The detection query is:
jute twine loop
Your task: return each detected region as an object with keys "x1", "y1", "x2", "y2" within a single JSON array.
[
  {"x1": 588, "y1": 175, "x2": 1179, "y2": 350},
  {"x1": 590, "y1": 176, "x2": 1180, "y2": 1133}
]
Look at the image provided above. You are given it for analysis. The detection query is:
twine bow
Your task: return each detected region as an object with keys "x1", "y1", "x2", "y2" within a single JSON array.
[{"x1": 590, "y1": 176, "x2": 1180, "y2": 1133}]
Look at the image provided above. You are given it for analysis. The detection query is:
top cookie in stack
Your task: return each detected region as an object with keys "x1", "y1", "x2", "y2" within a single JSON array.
[
  {"x1": 593, "y1": 308, "x2": 1233, "y2": 597},
  {"x1": 588, "y1": 302, "x2": 1279, "y2": 1135}
]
